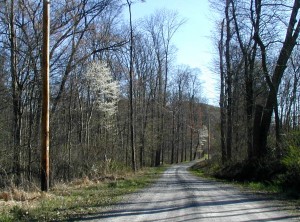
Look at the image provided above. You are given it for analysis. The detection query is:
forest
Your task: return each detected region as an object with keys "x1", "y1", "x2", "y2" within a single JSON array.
[
  {"x1": 0, "y1": 0, "x2": 219, "y2": 190},
  {"x1": 0, "y1": 0, "x2": 300, "y2": 194}
]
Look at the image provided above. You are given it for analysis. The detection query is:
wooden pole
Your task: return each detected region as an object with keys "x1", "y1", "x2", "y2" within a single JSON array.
[{"x1": 41, "y1": 0, "x2": 50, "y2": 192}]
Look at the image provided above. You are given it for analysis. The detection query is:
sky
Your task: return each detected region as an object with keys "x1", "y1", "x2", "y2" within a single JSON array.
[{"x1": 129, "y1": 0, "x2": 219, "y2": 105}]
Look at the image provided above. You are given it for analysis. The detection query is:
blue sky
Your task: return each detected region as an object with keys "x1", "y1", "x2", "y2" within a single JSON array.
[{"x1": 129, "y1": 0, "x2": 218, "y2": 105}]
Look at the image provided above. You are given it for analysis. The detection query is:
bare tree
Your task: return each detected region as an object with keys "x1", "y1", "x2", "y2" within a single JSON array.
[
  {"x1": 252, "y1": 0, "x2": 300, "y2": 157},
  {"x1": 126, "y1": 0, "x2": 137, "y2": 172},
  {"x1": 218, "y1": 19, "x2": 227, "y2": 164},
  {"x1": 41, "y1": 0, "x2": 50, "y2": 192}
]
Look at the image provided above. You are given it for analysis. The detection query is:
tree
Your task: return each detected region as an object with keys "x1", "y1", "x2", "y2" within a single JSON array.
[
  {"x1": 231, "y1": 0, "x2": 257, "y2": 159},
  {"x1": 142, "y1": 9, "x2": 185, "y2": 166},
  {"x1": 225, "y1": 0, "x2": 232, "y2": 162},
  {"x1": 50, "y1": 0, "x2": 121, "y2": 114},
  {"x1": 213, "y1": 0, "x2": 300, "y2": 163},
  {"x1": 126, "y1": 0, "x2": 137, "y2": 172},
  {"x1": 218, "y1": 19, "x2": 227, "y2": 164},
  {"x1": 41, "y1": 0, "x2": 50, "y2": 192},
  {"x1": 84, "y1": 61, "x2": 119, "y2": 118},
  {"x1": 252, "y1": 0, "x2": 300, "y2": 158}
]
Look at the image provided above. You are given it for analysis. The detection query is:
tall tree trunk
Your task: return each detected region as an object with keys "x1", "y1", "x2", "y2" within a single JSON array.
[
  {"x1": 225, "y1": 0, "x2": 232, "y2": 162},
  {"x1": 67, "y1": 82, "x2": 73, "y2": 180},
  {"x1": 10, "y1": 0, "x2": 22, "y2": 186},
  {"x1": 189, "y1": 94, "x2": 194, "y2": 161},
  {"x1": 155, "y1": 58, "x2": 163, "y2": 167},
  {"x1": 41, "y1": 0, "x2": 50, "y2": 191},
  {"x1": 127, "y1": 0, "x2": 136, "y2": 172},
  {"x1": 27, "y1": 85, "x2": 37, "y2": 183},
  {"x1": 219, "y1": 19, "x2": 226, "y2": 164},
  {"x1": 231, "y1": 0, "x2": 256, "y2": 160},
  {"x1": 274, "y1": 97, "x2": 281, "y2": 158},
  {"x1": 176, "y1": 110, "x2": 180, "y2": 164},
  {"x1": 171, "y1": 111, "x2": 175, "y2": 164}
]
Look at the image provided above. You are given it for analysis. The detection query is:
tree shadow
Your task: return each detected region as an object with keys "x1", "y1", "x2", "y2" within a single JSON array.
[
  {"x1": 66, "y1": 164, "x2": 300, "y2": 221},
  {"x1": 67, "y1": 187, "x2": 300, "y2": 222}
]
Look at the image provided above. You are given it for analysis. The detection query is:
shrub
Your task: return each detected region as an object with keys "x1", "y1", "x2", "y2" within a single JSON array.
[
  {"x1": 214, "y1": 158, "x2": 284, "y2": 183},
  {"x1": 281, "y1": 131, "x2": 300, "y2": 190}
]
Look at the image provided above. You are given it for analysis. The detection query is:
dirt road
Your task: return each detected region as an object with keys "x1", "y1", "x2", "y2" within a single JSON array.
[{"x1": 78, "y1": 162, "x2": 300, "y2": 221}]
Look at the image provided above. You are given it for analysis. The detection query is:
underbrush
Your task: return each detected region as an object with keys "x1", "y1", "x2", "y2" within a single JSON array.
[
  {"x1": 281, "y1": 131, "x2": 300, "y2": 193},
  {"x1": 0, "y1": 166, "x2": 165, "y2": 221},
  {"x1": 189, "y1": 159, "x2": 220, "y2": 178}
]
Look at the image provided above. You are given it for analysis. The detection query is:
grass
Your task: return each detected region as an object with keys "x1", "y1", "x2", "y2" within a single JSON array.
[
  {"x1": 242, "y1": 181, "x2": 281, "y2": 193},
  {"x1": 189, "y1": 158, "x2": 220, "y2": 180},
  {"x1": 0, "y1": 166, "x2": 166, "y2": 221}
]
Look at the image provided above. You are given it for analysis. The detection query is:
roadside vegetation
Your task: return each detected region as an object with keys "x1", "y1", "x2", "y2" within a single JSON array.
[
  {"x1": 190, "y1": 131, "x2": 300, "y2": 200},
  {"x1": 0, "y1": 166, "x2": 165, "y2": 222}
]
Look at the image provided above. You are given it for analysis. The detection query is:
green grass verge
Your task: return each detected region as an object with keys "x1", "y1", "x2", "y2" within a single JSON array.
[
  {"x1": 242, "y1": 181, "x2": 284, "y2": 193},
  {"x1": 0, "y1": 166, "x2": 166, "y2": 222},
  {"x1": 190, "y1": 168, "x2": 206, "y2": 178}
]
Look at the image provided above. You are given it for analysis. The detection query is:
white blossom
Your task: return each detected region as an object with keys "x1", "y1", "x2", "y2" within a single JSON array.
[{"x1": 84, "y1": 61, "x2": 119, "y2": 117}]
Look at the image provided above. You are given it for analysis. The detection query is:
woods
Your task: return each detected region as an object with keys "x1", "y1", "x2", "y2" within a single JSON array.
[
  {"x1": 2, "y1": 0, "x2": 300, "y2": 194},
  {"x1": 0, "y1": 0, "x2": 217, "y2": 190},
  {"x1": 214, "y1": 0, "x2": 300, "y2": 187}
]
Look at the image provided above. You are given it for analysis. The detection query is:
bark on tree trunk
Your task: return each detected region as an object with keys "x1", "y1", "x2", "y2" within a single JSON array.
[
  {"x1": 10, "y1": 0, "x2": 22, "y2": 186},
  {"x1": 219, "y1": 19, "x2": 226, "y2": 164},
  {"x1": 171, "y1": 111, "x2": 175, "y2": 164},
  {"x1": 225, "y1": 0, "x2": 232, "y2": 162},
  {"x1": 41, "y1": 0, "x2": 50, "y2": 191},
  {"x1": 127, "y1": 0, "x2": 136, "y2": 172}
]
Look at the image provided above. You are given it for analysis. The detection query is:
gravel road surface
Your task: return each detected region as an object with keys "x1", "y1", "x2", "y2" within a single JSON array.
[{"x1": 77, "y1": 162, "x2": 300, "y2": 221}]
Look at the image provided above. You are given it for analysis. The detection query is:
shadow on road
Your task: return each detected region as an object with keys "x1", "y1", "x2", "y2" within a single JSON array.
[
  {"x1": 67, "y1": 164, "x2": 300, "y2": 222},
  {"x1": 68, "y1": 198, "x2": 300, "y2": 222}
]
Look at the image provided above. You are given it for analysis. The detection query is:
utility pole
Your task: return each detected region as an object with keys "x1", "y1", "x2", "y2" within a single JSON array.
[{"x1": 41, "y1": 0, "x2": 50, "y2": 191}]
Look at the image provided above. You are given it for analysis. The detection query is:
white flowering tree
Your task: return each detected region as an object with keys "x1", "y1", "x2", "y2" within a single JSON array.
[
  {"x1": 80, "y1": 61, "x2": 119, "y2": 168},
  {"x1": 79, "y1": 61, "x2": 120, "y2": 153},
  {"x1": 84, "y1": 61, "x2": 119, "y2": 119}
]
